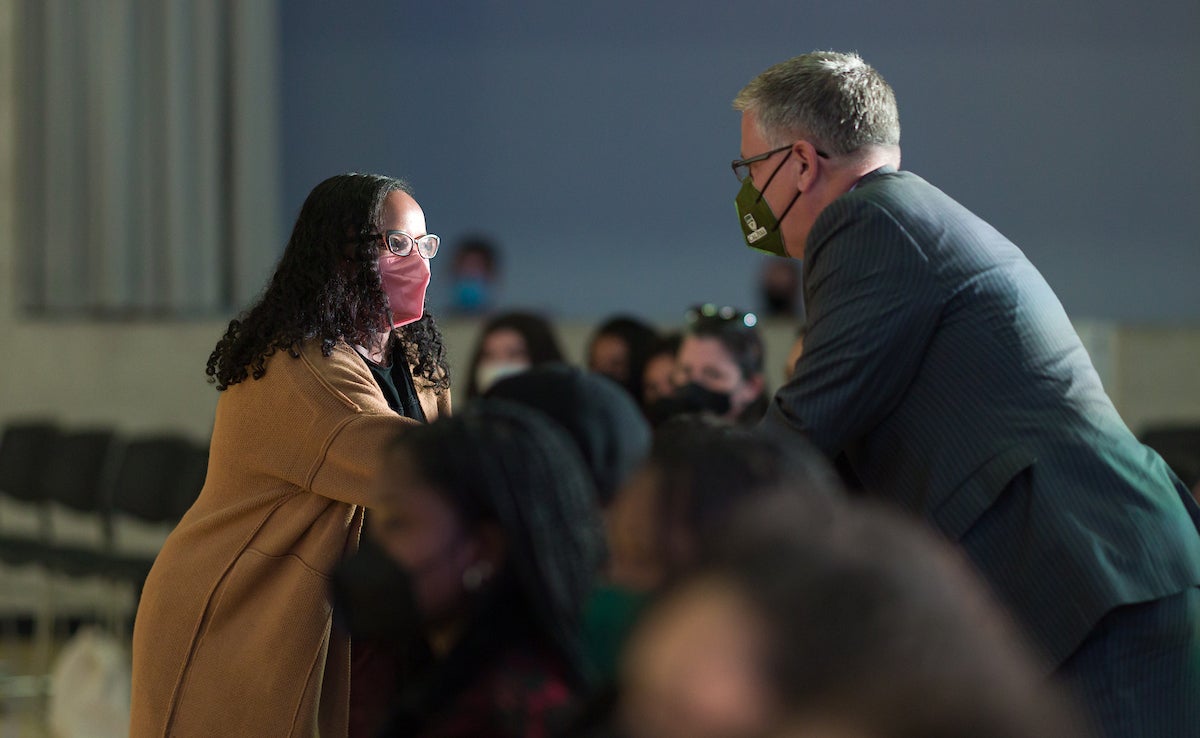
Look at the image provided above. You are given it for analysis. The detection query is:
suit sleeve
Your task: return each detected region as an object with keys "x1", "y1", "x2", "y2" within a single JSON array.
[{"x1": 761, "y1": 198, "x2": 946, "y2": 456}]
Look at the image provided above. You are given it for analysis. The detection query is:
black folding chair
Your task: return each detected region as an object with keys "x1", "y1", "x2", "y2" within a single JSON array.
[
  {"x1": 0, "y1": 422, "x2": 60, "y2": 692},
  {"x1": 105, "y1": 435, "x2": 196, "y2": 588},
  {"x1": 0, "y1": 422, "x2": 60, "y2": 564}
]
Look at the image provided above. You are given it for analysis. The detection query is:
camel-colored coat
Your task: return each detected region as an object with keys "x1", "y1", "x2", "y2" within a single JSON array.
[{"x1": 130, "y1": 340, "x2": 450, "y2": 737}]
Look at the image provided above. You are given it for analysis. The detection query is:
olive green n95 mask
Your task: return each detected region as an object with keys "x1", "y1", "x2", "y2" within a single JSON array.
[{"x1": 734, "y1": 161, "x2": 801, "y2": 258}]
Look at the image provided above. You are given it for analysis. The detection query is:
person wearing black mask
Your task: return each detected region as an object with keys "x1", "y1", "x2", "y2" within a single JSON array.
[{"x1": 645, "y1": 304, "x2": 768, "y2": 427}]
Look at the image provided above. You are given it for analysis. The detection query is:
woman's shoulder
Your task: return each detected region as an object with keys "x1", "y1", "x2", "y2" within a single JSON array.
[
  {"x1": 273, "y1": 339, "x2": 369, "y2": 378},
  {"x1": 259, "y1": 339, "x2": 387, "y2": 412}
]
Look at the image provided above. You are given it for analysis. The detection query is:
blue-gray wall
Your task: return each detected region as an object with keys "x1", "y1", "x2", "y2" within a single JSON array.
[{"x1": 281, "y1": 0, "x2": 1200, "y2": 322}]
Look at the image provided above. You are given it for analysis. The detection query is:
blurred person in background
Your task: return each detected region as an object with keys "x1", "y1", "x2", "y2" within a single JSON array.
[
  {"x1": 757, "y1": 258, "x2": 802, "y2": 318},
  {"x1": 606, "y1": 415, "x2": 837, "y2": 598},
  {"x1": 587, "y1": 315, "x2": 661, "y2": 402},
  {"x1": 366, "y1": 401, "x2": 605, "y2": 737},
  {"x1": 464, "y1": 311, "x2": 565, "y2": 399},
  {"x1": 484, "y1": 363, "x2": 651, "y2": 511},
  {"x1": 782, "y1": 324, "x2": 807, "y2": 380},
  {"x1": 618, "y1": 496, "x2": 1087, "y2": 738},
  {"x1": 584, "y1": 416, "x2": 838, "y2": 686},
  {"x1": 446, "y1": 235, "x2": 500, "y2": 315},
  {"x1": 645, "y1": 305, "x2": 768, "y2": 427},
  {"x1": 639, "y1": 334, "x2": 681, "y2": 412},
  {"x1": 131, "y1": 173, "x2": 451, "y2": 737},
  {"x1": 332, "y1": 366, "x2": 652, "y2": 734}
]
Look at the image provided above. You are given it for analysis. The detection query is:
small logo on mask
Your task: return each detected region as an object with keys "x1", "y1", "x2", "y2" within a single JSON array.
[{"x1": 743, "y1": 213, "x2": 768, "y2": 243}]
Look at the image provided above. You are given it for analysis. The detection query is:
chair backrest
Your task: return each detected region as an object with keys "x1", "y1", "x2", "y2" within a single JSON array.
[
  {"x1": 0, "y1": 421, "x2": 60, "y2": 502},
  {"x1": 108, "y1": 435, "x2": 195, "y2": 522},
  {"x1": 43, "y1": 429, "x2": 119, "y2": 512},
  {"x1": 43, "y1": 429, "x2": 120, "y2": 549},
  {"x1": 170, "y1": 443, "x2": 208, "y2": 520},
  {"x1": 0, "y1": 421, "x2": 59, "y2": 540}
]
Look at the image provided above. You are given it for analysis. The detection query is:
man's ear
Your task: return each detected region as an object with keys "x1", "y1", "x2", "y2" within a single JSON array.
[{"x1": 792, "y1": 140, "x2": 823, "y2": 190}]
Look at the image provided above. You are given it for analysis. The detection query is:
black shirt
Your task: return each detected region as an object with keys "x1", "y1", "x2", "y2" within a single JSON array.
[{"x1": 358, "y1": 344, "x2": 427, "y2": 423}]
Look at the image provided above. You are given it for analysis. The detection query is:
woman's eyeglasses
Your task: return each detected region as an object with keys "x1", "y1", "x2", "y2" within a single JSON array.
[
  {"x1": 364, "y1": 230, "x2": 441, "y2": 259},
  {"x1": 685, "y1": 303, "x2": 758, "y2": 328}
]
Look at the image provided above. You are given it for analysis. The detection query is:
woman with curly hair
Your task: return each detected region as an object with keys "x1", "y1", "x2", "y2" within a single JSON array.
[{"x1": 130, "y1": 173, "x2": 451, "y2": 737}]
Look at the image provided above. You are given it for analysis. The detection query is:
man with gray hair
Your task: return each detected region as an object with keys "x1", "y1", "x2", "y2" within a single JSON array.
[{"x1": 734, "y1": 51, "x2": 1200, "y2": 737}]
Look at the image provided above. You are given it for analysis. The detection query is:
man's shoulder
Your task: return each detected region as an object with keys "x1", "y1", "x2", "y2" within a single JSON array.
[
  {"x1": 807, "y1": 169, "x2": 938, "y2": 261},
  {"x1": 841, "y1": 166, "x2": 943, "y2": 208},
  {"x1": 816, "y1": 167, "x2": 1007, "y2": 258}
]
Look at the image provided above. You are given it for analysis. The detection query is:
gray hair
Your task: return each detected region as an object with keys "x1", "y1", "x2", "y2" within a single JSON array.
[{"x1": 733, "y1": 51, "x2": 900, "y2": 156}]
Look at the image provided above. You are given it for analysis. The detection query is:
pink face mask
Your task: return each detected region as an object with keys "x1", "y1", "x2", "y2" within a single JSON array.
[{"x1": 378, "y1": 253, "x2": 431, "y2": 328}]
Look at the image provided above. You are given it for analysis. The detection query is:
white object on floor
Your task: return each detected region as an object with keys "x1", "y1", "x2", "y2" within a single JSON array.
[{"x1": 47, "y1": 627, "x2": 130, "y2": 738}]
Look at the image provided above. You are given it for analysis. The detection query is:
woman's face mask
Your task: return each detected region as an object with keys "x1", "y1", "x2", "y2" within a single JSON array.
[
  {"x1": 329, "y1": 535, "x2": 425, "y2": 644},
  {"x1": 475, "y1": 362, "x2": 529, "y2": 394},
  {"x1": 379, "y1": 252, "x2": 431, "y2": 328},
  {"x1": 644, "y1": 382, "x2": 734, "y2": 427}
]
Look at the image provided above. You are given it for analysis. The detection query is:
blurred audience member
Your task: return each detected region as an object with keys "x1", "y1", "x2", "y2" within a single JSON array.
[
  {"x1": 646, "y1": 305, "x2": 767, "y2": 427},
  {"x1": 465, "y1": 311, "x2": 565, "y2": 399},
  {"x1": 485, "y1": 363, "x2": 651, "y2": 509},
  {"x1": 640, "y1": 334, "x2": 680, "y2": 411},
  {"x1": 447, "y1": 235, "x2": 500, "y2": 315},
  {"x1": 783, "y1": 323, "x2": 807, "y2": 380},
  {"x1": 758, "y1": 258, "x2": 802, "y2": 318},
  {"x1": 588, "y1": 316, "x2": 661, "y2": 402},
  {"x1": 579, "y1": 416, "x2": 837, "y2": 685},
  {"x1": 607, "y1": 416, "x2": 837, "y2": 594},
  {"x1": 618, "y1": 497, "x2": 1087, "y2": 738},
  {"x1": 366, "y1": 401, "x2": 605, "y2": 737}
]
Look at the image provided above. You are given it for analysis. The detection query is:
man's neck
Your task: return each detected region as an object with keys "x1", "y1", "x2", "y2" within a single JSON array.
[
  {"x1": 825, "y1": 145, "x2": 900, "y2": 198},
  {"x1": 847, "y1": 145, "x2": 901, "y2": 179}
]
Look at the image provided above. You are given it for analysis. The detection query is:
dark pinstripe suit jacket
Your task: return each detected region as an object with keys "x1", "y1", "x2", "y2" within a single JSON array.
[{"x1": 762, "y1": 166, "x2": 1200, "y2": 667}]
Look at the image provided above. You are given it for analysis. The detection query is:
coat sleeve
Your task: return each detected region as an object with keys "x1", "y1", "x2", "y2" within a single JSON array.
[
  {"x1": 761, "y1": 198, "x2": 946, "y2": 456},
  {"x1": 281, "y1": 344, "x2": 420, "y2": 507}
]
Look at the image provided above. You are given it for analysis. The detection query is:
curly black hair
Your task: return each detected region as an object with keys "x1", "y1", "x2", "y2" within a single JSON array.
[{"x1": 206, "y1": 173, "x2": 449, "y2": 392}]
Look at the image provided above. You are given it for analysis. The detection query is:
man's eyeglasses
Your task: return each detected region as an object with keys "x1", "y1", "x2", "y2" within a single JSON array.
[
  {"x1": 365, "y1": 230, "x2": 441, "y2": 259},
  {"x1": 686, "y1": 303, "x2": 758, "y2": 328},
  {"x1": 731, "y1": 144, "x2": 792, "y2": 182},
  {"x1": 731, "y1": 143, "x2": 831, "y2": 182}
]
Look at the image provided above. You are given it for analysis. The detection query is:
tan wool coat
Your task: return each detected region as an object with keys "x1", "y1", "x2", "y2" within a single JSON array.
[{"x1": 130, "y1": 340, "x2": 450, "y2": 737}]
